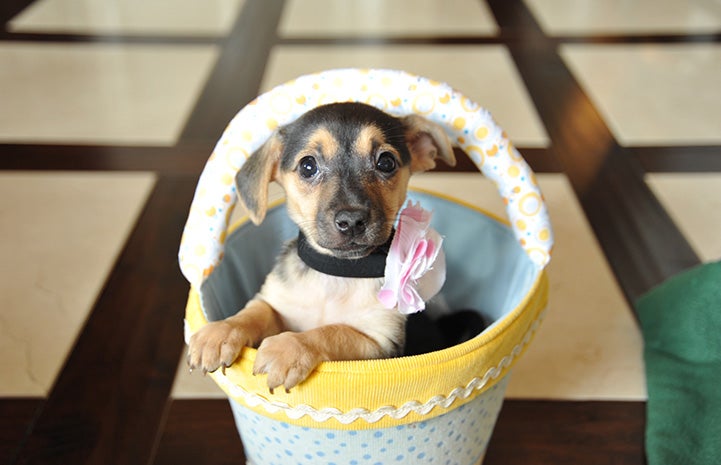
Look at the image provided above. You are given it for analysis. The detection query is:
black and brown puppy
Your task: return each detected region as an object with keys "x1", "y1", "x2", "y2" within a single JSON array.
[{"x1": 188, "y1": 102, "x2": 455, "y2": 392}]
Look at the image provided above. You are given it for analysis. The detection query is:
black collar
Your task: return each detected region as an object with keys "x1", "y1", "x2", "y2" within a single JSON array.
[{"x1": 296, "y1": 230, "x2": 394, "y2": 278}]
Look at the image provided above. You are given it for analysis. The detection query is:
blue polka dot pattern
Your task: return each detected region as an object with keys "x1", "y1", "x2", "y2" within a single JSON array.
[{"x1": 231, "y1": 377, "x2": 509, "y2": 465}]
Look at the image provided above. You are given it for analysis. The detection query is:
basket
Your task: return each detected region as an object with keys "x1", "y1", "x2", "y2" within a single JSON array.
[{"x1": 179, "y1": 69, "x2": 553, "y2": 465}]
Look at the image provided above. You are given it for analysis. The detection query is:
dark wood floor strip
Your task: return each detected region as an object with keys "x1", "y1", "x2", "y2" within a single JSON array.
[
  {"x1": 277, "y1": 36, "x2": 507, "y2": 46},
  {"x1": 153, "y1": 400, "x2": 246, "y2": 465},
  {"x1": 12, "y1": 176, "x2": 196, "y2": 465},
  {"x1": 179, "y1": 0, "x2": 286, "y2": 146},
  {"x1": 0, "y1": 0, "x2": 33, "y2": 26},
  {"x1": 0, "y1": 144, "x2": 558, "y2": 174},
  {"x1": 485, "y1": 400, "x2": 646, "y2": 464},
  {"x1": 153, "y1": 399, "x2": 645, "y2": 465},
  {"x1": 439, "y1": 147, "x2": 561, "y2": 173},
  {"x1": 277, "y1": 32, "x2": 721, "y2": 46},
  {"x1": 633, "y1": 146, "x2": 721, "y2": 172},
  {"x1": 0, "y1": 144, "x2": 209, "y2": 174},
  {"x1": 487, "y1": 0, "x2": 701, "y2": 303},
  {"x1": 0, "y1": 31, "x2": 223, "y2": 44},
  {"x1": 0, "y1": 399, "x2": 44, "y2": 465},
  {"x1": 554, "y1": 32, "x2": 721, "y2": 45}
]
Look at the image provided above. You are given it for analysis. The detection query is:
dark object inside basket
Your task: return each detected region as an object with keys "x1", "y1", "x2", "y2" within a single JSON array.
[{"x1": 404, "y1": 309, "x2": 490, "y2": 356}]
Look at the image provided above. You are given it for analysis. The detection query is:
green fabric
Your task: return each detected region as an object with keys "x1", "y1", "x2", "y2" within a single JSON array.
[{"x1": 636, "y1": 261, "x2": 721, "y2": 465}]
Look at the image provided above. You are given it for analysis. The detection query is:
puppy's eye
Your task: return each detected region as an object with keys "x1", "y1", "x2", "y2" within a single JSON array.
[
  {"x1": 375, "y1": 152, "x2": 397, "y2": 174},
  {"x1": 298, "y1": 156, "x2": 318, "y2": 178}
]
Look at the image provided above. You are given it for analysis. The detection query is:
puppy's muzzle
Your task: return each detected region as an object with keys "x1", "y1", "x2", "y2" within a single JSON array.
[{"x1": 334, "y1": 208, "x2": 369, "y2": 238}]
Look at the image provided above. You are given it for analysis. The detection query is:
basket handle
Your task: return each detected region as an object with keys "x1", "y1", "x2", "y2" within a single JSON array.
[{"x1": 179, "y1": 69, "x2": 553, "y2": 288}]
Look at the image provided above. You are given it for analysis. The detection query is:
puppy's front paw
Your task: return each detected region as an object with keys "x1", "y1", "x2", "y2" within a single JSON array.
[
  {"x1": 188, "y1": 320, "x2": 253, "y2": 375},
  {"x1": 253, "y1": 332, "x2": 321, "y2": 393}
]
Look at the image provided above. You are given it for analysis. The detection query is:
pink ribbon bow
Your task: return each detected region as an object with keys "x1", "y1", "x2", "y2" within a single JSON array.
[{"x1": 378, "y1": 201, "x2": 446, "y2": 314}]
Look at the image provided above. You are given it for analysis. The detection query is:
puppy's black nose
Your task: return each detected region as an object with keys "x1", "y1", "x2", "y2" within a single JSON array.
[{"x1": 335, "y1": 209, "x2": 369, "y2": 237}]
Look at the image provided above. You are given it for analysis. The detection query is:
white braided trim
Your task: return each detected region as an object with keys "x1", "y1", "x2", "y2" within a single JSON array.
[{"x1": 207, "y1": 308, "x2": 546, "y2": 425}]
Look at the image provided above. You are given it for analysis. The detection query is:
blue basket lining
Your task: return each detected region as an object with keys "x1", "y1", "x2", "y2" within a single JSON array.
[{"x1": 199, "y1": 192, "x2": 538, "y2": 332}]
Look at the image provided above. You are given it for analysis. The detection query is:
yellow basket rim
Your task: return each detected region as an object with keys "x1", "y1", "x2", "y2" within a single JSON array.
[{"x1": 184, "y1": 187, "x2": 549, "y2": 428}]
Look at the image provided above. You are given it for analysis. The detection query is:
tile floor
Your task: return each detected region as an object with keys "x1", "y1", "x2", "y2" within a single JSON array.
[
  {"x1": 263, "y1": 45, "x2": 549, "y2": 147},
  {"x1": 0, "y1": 42, "x2": 218, "y2": 145},
  {"x1": 0, "y1": 171, "x2": 156, "y2": 396},
  {"x1": 9, "y1": 0, "x2": 246, "y2": 36},
  {"x1": 525, "y1": 0, "x2": 721, "y2": 35},
  {"x1": 646, "y1": 173, "x2": 721, "y2": 262},
  {"x1": 561, "y1": 43, "x2": 721, "y2": 145},
  {"x1": 1, "y1": 0, "x2": 719, "y2": 464},
  {"x1": 278, "y1": 0, "x2": 498, "y2": 37}
]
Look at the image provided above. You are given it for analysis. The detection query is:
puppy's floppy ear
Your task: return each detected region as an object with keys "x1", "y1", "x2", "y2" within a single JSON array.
[
  {"x1": 402, "y1": 114, "x2": 457, "y2": 173},
  {"x1": 235, "y1": 132, "x2": 283, "y2": 225}
]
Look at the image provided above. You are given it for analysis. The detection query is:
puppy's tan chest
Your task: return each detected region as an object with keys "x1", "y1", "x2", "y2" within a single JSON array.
[{"x1": 260, "y1": 268, "x2": 387, "y2": 332}]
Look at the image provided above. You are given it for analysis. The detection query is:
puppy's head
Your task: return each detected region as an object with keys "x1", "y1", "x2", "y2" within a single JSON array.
[{"x1": 236, "y1": 102, "x2": 456, "y2": 259}]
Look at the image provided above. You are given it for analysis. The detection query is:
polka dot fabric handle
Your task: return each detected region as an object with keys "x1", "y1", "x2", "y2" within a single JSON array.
[{"x1": 179, "y1": 69, "x2": 553, "y2": 288}]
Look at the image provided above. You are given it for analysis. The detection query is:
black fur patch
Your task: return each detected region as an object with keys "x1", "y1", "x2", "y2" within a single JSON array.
[{"x1": 279, "y1": 102, "x2": 411, "y2": 172}]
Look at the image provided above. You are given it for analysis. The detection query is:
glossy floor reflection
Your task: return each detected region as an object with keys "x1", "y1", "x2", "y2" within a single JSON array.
[
  {"x1": 9, "y1": 0, "x2": 245, "y2": 35},
  {"x1": 0, "y1": 43, "x2": 218, "y2": 145},
  {"x1": 561, "y1": 43, "x2": 721, "y2": 145},
  {"x1": 646, "y1": 173, "x2": 721, "y2": 262},
  {"x1": 263, "y1": 45, "x2": 549, "y2": 147},
  {"x1": 525, "y1": 0, "x2": 721, "y2": 35},
  {"x1": 279, "y1": 0, "x2": 498, "y2": 37},
  {"x1": 0, "y1": 171, "x2": 156, "y2": 396}
]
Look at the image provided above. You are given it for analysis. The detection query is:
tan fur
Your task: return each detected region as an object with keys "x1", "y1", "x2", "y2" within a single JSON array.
[
  {"x1": 353, "y1": 125, "x2": 384, "y2": 156},
  {"x1": 306, "y1": 127, "x2": 340, "y2": 160},
  {"x1": 188, "y1": 103, "x2": 455, "y2": 392},
  {"x1": 260, "y1": 251, "x2": 405, "y2": 353},
  {"x1": 403, "y1": 114, "x2": 457, "y2": 172},
  {"x1": 234, "y1": 135, "x2": 283, "y2": 225}
]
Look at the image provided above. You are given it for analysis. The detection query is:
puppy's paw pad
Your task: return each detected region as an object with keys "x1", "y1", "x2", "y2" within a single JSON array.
[
  {"x1": 187, "y1": 321, "x2": 250, "y2": 374},
  {"x1": 254, "y1": 332, "x2": 321, "y2": 392}
]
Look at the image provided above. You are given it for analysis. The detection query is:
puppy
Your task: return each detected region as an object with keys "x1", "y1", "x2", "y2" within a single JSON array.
[{"x1": 187, "y1": 102, "x2": 455, "y2": 392}]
